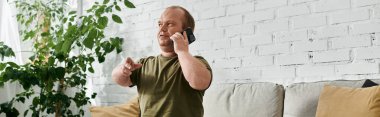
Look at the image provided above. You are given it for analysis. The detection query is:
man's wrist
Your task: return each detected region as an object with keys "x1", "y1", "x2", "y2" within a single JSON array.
[
  {"x1": 177, "y1": 51, "x2": 191, "y2": 57},
  {"x1": 125, "y1": 76, "x2": 135, "y2": 87}
]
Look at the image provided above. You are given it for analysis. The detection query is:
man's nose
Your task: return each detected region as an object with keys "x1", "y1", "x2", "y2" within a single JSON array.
[{"x1": 160, "y1": 25, "x2": 167, "y2": 32}]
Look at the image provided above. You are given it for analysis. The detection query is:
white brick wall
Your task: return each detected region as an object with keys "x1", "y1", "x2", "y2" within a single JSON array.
[
  {"x1": 331, "y1": 34, "x2": 372, "y2": 49},
  {"x1": 216, "y1": 15, "x2": 243, "y2": 27},
  {"x1": 356, "y1": 46, "x2": 380, "y2": 59},
  {"x1": 242, "y1": 55, "x2": 273, "y2": 67},
  {"x1": 274, "y1": 30, "x2": 307, "y2": 42},
  {"x1": 292, "y1": 40, "x2": 328, "y2": 52},
  {"x1": 329, "y1": 8, "x2": 370, "y2": 24},
  {"x1": 241, "y1": 34, "x2": 273, "y2": 46},
  {"x1": 310, "y1": 25, "x2": 348, "y2": 39},
  {"x1": 257, "y1": 19, "x2": 289, "y2": 33},
  {"x1": 89, "y1": 0, "x2": 380, "y2": 105},
  {"x1": 314, "y1": 0, "x2": 350, "y2": 12},
  {"x1": 297, "y1": 65, "x2": 335, "y2": 77},
  {"x1": 290, "y1": 0, "x2": 316, "y2": 4},
  {"x1": 336, "y1": 63, "x2": 379, "y2": 75},
  {"x1": 376, "y1": 33, "x2": 380, "y2": 45},
  {"x1": 226, "y1": 47, "x2": 251, "y2": 58},
  {"x1": 262, "y1": 67, "x2": 296, "y2": 79},
  {"x1": 213, "y1": 58, "x2": 241, "y2": 69},
  {"x1": 351, "y1": 22, "x2": 380, "y2": 34},
  {"x1": 375, "y1": 5, "x2": 380, "y2": 19},
  {"x1": 255, "y1": 0, "x2": 287, "y2": 10},
  {"x1": 278, "y1": 4, "x2": 310, "y2": 18},
  {"x1": 225, "y1": 24, "x2": 255, "y2": 37},
  {"x1": 276, "y1": 53, "x2": 309, "y2": 65},
  {"x1": 244, "y1": 9, "x2": 275, "y2": 22},
  {"x1": 353, "y1": 0, "x2": 380, "y2": 7},
  {"x1": 258, "y1": 43, "x2": 290, "y2": 55},
  {"x1": 199, "y1": 7, "x2": 225, "y2": 19},
  {"x1": 313, "y1": 49, "x2": 351, "y2": 63},
  {"x1": 293, "y1": 14, "x2": 326, "y2": 29},
  {"x1": 193, "y1": 0, "x2": 218, "y2": 11},
  {"x1": 227, "y1": 2, "x2": 255, "y2": 15}
]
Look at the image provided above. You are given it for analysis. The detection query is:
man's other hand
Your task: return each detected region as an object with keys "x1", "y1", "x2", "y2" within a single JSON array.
[
  {"x1": 122, "y1": 57, "x2": 142, "y2": 76},
  {"x1": 112, "y1": 57, "x2": 142, "y2": 87}
]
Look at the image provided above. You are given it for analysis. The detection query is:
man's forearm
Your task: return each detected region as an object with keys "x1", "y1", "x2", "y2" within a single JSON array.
[{"x1": 177, "y1": 52, "x2": 211, "y2": 90}]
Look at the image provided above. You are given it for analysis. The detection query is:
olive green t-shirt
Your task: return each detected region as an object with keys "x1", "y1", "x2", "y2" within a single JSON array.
[{"x1": 130, "y1": 55, "x2": 212, "y2": 117}]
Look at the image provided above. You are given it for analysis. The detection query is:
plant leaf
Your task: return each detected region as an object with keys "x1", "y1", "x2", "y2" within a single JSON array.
[
  {"x1": 68, "y1": 11, "x2": 76, "y2": 15},
  {"x1": 7, "y1": 62, "x2": 19, "y2": 69},
  {"x1": 112, "y1": 14, "x2": 122, "y2": 23},
  {"x1": 95, "y1": 6, "x2": 105, "y2": 17},
  {"x1": 88, "y1": 67, "x2": 94, "y2": 73},
  {"x1": 124, "y1": 0, "x2": 136, "y2": 8},
  {"x1": 23, "y1": 110, "x2": 29, "y2": 117},
  {"x1": 103, "y1": 0, "x2": 110, "y2": 4},
  {"x1": 91, "y1": 93, "x2": 97, "y2": 99},
  {"x1": 55, "y1": 67, "x2": 65, "y2": 80},
  {"x1": 83, "y1": 29, "x2": 97, "y2": 49},
  {"x1": 61, "y1": 39, "x2": 75, "y2": 53},
  {"x1": 48, "y1": 57, "x2": 55, "y2": 66},
  {"x1": 97, "y1": 16, "x2": 108, "y2": 29},
  {"x1": 98, "y1": 55, "x2": 105, "y2": 63},
  {"x1": 115, "y1": 5, "x2": 121, "y2": 11},
  {"x1": 41, "y1": 32, "x2": 49, "y2": 37},
  {"x1": 0, "y1": 63, "x2": 5, "y2": 71}
]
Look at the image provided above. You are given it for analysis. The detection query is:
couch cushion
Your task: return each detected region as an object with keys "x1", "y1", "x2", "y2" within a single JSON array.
[
  {"x1": 283, "y1": 79, "x2": 380, "y2": 117},
  {"x1": 203, "y1": 82, "x2": 284, "y2": 117},
  {"x1": 90, "y1": 95, "x2": 139, "y2": 117},
  {"x1": 315, "y1": 85, "x2": 380, "y2": 117}
]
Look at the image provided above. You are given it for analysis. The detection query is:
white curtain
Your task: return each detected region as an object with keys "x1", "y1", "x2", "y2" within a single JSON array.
[{"x1": 0, "y1": 0, "x2": 23, "y2": 103}]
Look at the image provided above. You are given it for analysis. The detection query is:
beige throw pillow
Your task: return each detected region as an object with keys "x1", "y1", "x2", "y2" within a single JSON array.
[
  {"x1": 316, "y1": 85, "x2": 380, "y2": 117},
  {"x1": 90, "y1": 95, "x2": 140, "y2": 117}
]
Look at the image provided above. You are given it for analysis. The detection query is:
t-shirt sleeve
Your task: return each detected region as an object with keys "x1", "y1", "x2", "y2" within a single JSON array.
[
  {"x1": 194, "y1": 56, "x2": 213, "y2": 89},
  {"x1": 129, "y1": 58, "x2": 144, "y2": 87}
]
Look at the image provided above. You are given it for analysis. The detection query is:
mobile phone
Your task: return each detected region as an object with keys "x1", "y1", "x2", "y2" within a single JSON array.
[{"x1": 183, "y1": 27, "x2": 196, "y2": 44}]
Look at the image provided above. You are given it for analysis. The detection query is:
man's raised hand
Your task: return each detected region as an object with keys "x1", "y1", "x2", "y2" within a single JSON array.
[{"x1": 122, "y1": 57, "x2": 142, "y2": 76}]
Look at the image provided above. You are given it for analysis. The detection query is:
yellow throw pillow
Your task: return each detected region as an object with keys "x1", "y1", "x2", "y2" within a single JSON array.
[
  {"x1": 90, "y1": 95, "x2": 140, "y2": 117},
  {"x1": 316, "y1": 85, "x2": 380, "y2": 117}
]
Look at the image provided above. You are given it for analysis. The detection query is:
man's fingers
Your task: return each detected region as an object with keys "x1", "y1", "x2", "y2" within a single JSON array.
[
  {"x1": 121, "y1": 65, "x2": 131, "y2": 75},
  {"x1": 126, "y1": 57, "x2": 134, "y2": 64},
  {"x1": 120, "y1": 57, "x2": 140, "y2": 78},
  {"x1": 170, "y1": 32, "x2": 184, "y2": 42},
  {"x1": 124, "y1": 64, "x2": 132, "y2": 69},
  {"x1": 182, "y1": 31, "x2": 189, "y2": 43},
  {"x1": 133, "y1": 63, "x2": 143, "y2": 70},
  {"x1": 124, "y1": 57, "x2": 142, "y2": 71},
  {"x1": 125, "y1": 57, "x2": 136, "y2": 69},
  {"x1": 123, "y1": 70, "x2": 132, "y2": 76},
  {"x1": 169, "y1": 35, "x2": 177, "y2": 42}
]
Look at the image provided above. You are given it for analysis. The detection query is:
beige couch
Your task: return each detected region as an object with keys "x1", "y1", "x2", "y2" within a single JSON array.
[
  {"x1": 203, "y1": 79, "x2": 380, "y2": 117},
  {"x1": 90, "y1": 79, "x2": 379, "y2": 117}
]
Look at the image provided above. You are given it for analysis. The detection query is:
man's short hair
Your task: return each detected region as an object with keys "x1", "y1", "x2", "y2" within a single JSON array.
[{"x1": 166, "y1": 6, "x2": 195, "y2": 31}]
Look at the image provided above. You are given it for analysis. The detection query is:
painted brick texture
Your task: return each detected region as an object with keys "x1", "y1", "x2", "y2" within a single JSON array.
[{"x1": 91, "y1": 0, "x2": 380, "y2": 105}]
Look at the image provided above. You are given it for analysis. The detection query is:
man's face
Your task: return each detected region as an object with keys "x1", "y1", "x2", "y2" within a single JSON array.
[{"x1": 157, "y1": 8, "x2": 185, "y2": 48}]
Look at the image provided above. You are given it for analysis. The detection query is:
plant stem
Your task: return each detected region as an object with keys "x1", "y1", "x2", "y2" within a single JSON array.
[{"x1": 55, "y1": 79, "x2": 65, "y2": 117}]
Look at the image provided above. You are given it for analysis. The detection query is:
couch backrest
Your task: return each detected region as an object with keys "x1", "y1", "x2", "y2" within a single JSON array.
[
  {"x1": 283, "y1": 79, "x2": 380, "y2": 117},
  {"x1": 203, "y1": 82, "x2": 284, "y2": 117}
]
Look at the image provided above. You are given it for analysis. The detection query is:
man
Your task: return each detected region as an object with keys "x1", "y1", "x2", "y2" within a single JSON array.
[{"x1": 112, "y1": 6, "x2": 212, "y2": 117}]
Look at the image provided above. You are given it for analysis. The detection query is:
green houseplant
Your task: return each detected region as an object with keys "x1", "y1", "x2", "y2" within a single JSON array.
[{"x1": 0, "y1": 0, "x2": 135, "y2": 116}]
